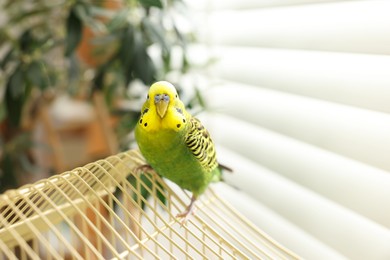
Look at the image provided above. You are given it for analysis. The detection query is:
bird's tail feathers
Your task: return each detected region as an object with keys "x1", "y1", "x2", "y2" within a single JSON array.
[{"x1": 218, "y1": 163, "x2": 233, "y2": 173}]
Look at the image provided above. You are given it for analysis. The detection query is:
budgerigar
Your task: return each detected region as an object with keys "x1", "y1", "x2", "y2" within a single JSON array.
[{"x1": 135, "y1": 81, "x2": 230, "y2": 222}]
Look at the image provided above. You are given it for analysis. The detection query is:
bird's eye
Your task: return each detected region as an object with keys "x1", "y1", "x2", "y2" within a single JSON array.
[
  {"x1": 175, "y1": 94, "x2": 178, "y2": 98},
  {"x1": 147, "y1": 94, "x2": 149, "y2": 99}
]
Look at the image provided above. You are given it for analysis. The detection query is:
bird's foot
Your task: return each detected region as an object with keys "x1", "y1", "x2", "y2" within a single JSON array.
[
  {"x1": 176, "y1": 206, "x2": 196, "y2": 225},
  {"x1": 176, "y1": 195, "x2": 197, "y2": 226},
  {"x1": 134, "y1": 164, "x2": 155, "y2": 174}
]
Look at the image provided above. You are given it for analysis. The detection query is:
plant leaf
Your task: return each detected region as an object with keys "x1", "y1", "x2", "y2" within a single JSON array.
[
  {"x1": 8, "y1": 66, "x2": 25, "y2": 98},
  {"x1": 0, "y1": 48, "x2": 15, "y2": 69},
  {"x1": 26, "y1": 60, "x2": 49, "y2": 89},
  {"x1": 0, "y1": 103, "x2": 6, "y2": 123},
  {"x1": 133, "y1": 31, "x2": 155, "y2": 85},
  {"x1": 65, "y1": 5, "x2": 83, "y2": 57},
  {"x1": 5, "y1": 67, "x2": 26, "y2": 127},
  {"x1": 155, "y1": 178, "x2": 166, "y2": 207},
  {"x1": 128, "y1": 172, "x2": 167, "y2": 210},
  {"x1": 20, "y1": 29, "x2": 33, "y2": 53},
  {"x1": 93, "y1": 67, "x2": 106, "y2": 91},
  {"x1": 107, "y1": 9, "x2": 129, "y2": 32},
  {"x1": 119, "y1": 25, "x2": 135, "y2": 85},
  {"x1": 0, "y1": 153, "x2": 19, "y2": 193},
  {"x1": 138, "y1": 0, "x2": 163, "y2": 8},
  {"x1": 142, "y1": 17, "x2": 170, "y2": 54},
  {"x1": 195, "y1": 87, "x2": 206, "y2": 108},
  {"x1": 9, "y1": 6, "x2": 52, "y2": 24}
]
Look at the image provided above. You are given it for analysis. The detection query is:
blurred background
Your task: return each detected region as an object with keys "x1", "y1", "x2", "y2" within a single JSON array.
[
  {"x1": 0, "y1": 0, "x2": 202, "y2": 190},
  {"x1": 1, "y1": 0, "x2": 390, "y2": 259}
]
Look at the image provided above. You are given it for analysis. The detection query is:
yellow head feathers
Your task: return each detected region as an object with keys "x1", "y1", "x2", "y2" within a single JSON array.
[
  {"x1": 149, "y1": 81, "x2": 178, "y2": 98},
  {"x1": 138, "y1": 81, "x2": 188, "y2": 132}
]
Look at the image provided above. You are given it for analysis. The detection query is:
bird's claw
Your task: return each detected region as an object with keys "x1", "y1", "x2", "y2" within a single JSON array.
[
  {"x1": 134, "y1": 164, "x2": 155, "y2": 174},
  {"x1": 176, "y1": 209, "x2": 195, "y2": 226},
  {"x1": 176, "y1": 197, "x2": 197, "y2": 226}
]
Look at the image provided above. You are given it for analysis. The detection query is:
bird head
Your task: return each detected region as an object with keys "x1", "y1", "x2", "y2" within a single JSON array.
[
  {"x1": 148, "y1": 81, "x2": 178, "y2": 118},
  {"x1": 137, "y1": 81, "x2": 188, "y2": 133}
]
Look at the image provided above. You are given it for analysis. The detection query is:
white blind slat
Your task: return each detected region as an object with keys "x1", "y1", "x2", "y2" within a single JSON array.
[
  {"x1": 209, "y1": 46, "x2": 390, "y2": 114},
  {"x1": 214, "y1": 144, "x2": 390, "y2": 260},
  {"x1": 186, "y1": 0, "x2": 390, "y2": 258},
  {"x1": 205, "y1": 81, "x2": 390, "y2": 172},
  {"x1": 214, "y1": 184, "x2": 347, "y2": 260},
  {"x1": 202, "y1": 113, "x2": 390, "y2": 228},
  {"x1": 187, "y1": 0, "x2": 356, "y2": 11},
  {"x1": 198, "y1": 1, "x2": 390, "y2": 54}
]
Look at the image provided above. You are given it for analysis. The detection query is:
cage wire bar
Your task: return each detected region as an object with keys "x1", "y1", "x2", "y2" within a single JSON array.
[{"x1": 0, "y1": 150, "x2": 299, "y2": 259}]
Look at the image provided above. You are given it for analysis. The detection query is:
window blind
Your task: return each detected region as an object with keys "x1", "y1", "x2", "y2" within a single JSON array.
[{"x1": 185, "y1": 0, "x2": 390, "y2": 259}]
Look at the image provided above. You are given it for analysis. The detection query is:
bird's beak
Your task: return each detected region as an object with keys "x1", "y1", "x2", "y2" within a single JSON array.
[{"x1": 155, "y1": 94, "x2": 169, "y2": 118}]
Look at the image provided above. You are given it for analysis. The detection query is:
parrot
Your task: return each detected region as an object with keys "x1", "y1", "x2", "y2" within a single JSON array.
[{"x1": 135, "y1": 81, "x2": 230, "y2": 222}]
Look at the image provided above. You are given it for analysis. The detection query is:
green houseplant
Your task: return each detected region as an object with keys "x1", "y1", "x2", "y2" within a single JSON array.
[{"x1": 0, "y1": 0, "x2": 198, "y2": 192}]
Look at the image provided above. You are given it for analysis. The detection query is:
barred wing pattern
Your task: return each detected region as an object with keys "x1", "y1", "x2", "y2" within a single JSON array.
[{"x1": 185, "y1": 117, "x2": 218, "y2": 172}]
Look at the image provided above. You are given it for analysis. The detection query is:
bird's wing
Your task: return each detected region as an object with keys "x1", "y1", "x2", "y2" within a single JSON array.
[{"x1": 185, "y1": 117, "x2": 218, "y2": 172}]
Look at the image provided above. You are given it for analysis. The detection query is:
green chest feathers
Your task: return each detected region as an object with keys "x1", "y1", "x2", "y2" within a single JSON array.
[{"x1": 135, "y1": 125, "x2": 219, "y2": 195}]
